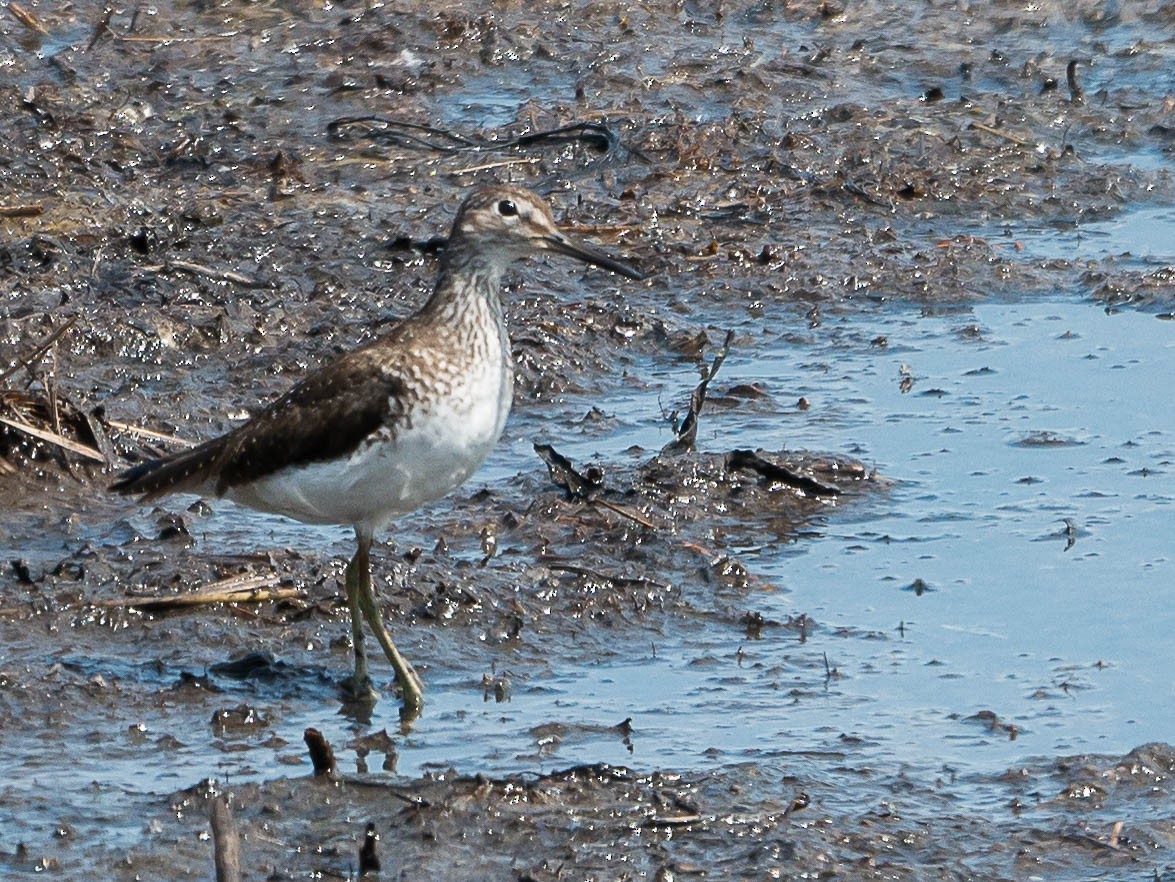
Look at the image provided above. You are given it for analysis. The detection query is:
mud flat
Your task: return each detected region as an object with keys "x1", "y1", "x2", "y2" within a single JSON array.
[{"x1": 2, "y1": 1, "x2": 1174, "y2": 878}]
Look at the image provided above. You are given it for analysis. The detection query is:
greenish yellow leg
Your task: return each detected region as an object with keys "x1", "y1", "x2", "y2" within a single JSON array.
[
  {"x1": 344, "y1": 546, "x2": 377, "y2": 703},
  {"x1": 353, "y1": 531, "x2": 424, "y2": 718}
]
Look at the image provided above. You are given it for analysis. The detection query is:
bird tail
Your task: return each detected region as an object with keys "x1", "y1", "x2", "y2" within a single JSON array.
[{"x1": 109, "y1": 437, "x2": 227, "y2": 501}]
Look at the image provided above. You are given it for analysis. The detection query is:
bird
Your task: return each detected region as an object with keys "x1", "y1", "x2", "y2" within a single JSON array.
[{"x1": 111, "y1": 185, "x2": 644, "y2": 719}]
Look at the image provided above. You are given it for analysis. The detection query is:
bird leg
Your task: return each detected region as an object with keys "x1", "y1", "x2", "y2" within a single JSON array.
[
  {"x1": 344, "y1": 545, "x2": 377, "y2": 704},
  {"x1": 350, "y1": 531, "x2": 425, "y2": 718}
]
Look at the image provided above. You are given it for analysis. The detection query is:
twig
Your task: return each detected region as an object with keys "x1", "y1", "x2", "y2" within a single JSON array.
[
  {"x1": 0, "y1": 204, "x2": 44, "y2": 218},
  {"x1": 47, "y1": 370, "x2": 62, "y2": 438},
  {"x1": 532, "y1": 443, "x2": 655, "y2": 528},
  {"x1": 0, "y1": 315, "x2": 79, "y2": 384},
  {"x1": 7, "y1": 2, "x2": 48, "y2": 34},
  {"x1": 86, "y1": 7, "x2": 115, "y2": 51},
  {"x1": 593, "y1": 498, "x2": 657, "y2": 529},
  {"x1": 726, "y1": 449, "x2": 841, "y2": 497},
  {"x1": 209, "y1": 795, "x2": 242, "y2": 882},
  {"x1": 114, "y1": 33, "x2": 240, "y2": 44},
  {"x1": 359, "y1": 823, "x2": 381, "y2": 874},
  {"x1": 534, "y1": 442, "x2": 602, "y2": 498},
  {"x1": 663, "y1": 329, "x2": 734, "y2": 453},
  {"x1": 1067, "y1": 59, "x2": 1084, "y2": 104},
  {"x1": 337, "y1": 778, "x2": 430, "y2": 806},
  {"x1": 545, "y1": 562, "x2": 667, "y2": 591},
  {"x1": 450, "y1": 157, "x2": 541, "y2": 175},
  {"x1": 969, "y1": 121, "x2": 1033, "y2": 147},
  {"x1": 88, "y1": 245, "x2": 104, "y2": 286},
  {"x1": 326, "y1": 117, "x2": 619, "y2": 156},
  {"x1": 105, "y1": 418, "x2": 198, "y2": 448},
  {"x1": 0, "y1": 574, "x2": 302, "y2": 618},
  {"x1": 0, "y1": 574, "x2": 298, "y2": 621},
  {"x1": 304, "y1": 728, "x2": 337, "y2": 777},
  {"x1": 0, "y1": 414, "x2": 105, "y2": 463},
  {"x1": 94, "y1": 572, "x2": 300, "y2": 611},
  {"x1": 146, "y1": 259, "x2": 273, "y2": 289}
]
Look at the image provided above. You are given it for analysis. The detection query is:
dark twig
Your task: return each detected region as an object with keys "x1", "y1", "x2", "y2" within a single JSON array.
[
  {"x1": 594, "y1": 497, "x2": 657, "y2": 529},
  {"x1": 327, "y1": 116, "x2": 482, "y2": 151},
  {"x1": 209, "y1": 795, "x2": 242, "y2": 882},
  {"x1": 545, "y1": 562, "x2": 667, "y2": 591},
  {"x1": 533, "y1": 443, "x2": 656, "y2": 528},
  {"x1": 304, "y1": 727, "x2": 336, "y2": 777},
  {"x1": 663, "y1": 330, "x2": 734, "y2": 454},
  {"x1": 0, "y1": 315, "x2": 79, "y2": 384},
  {"x1": 86, "y1": 7, "x2": 115, "y2": 50},
  {"x1": 359, "y1": 823, "x2": 381, "y2": 875},
  {"x1": 0, "y1": 203, "x2": 44, "y2": 218},
  {"x1": 534, "y1": 443, "x2": 602, "y2": 499},
  {"x1": 726, "y1": 449, "x2": 840, "y2": 497},
  {"x1": 47, "y1": 379, "x2": 62, "y2": 439},
  {"x1": 1067, "y1": 60, "x2": 1084, "y2": 104},
  {"x1": 326, "y1": 117, "x2": 619, "y2": 156}
]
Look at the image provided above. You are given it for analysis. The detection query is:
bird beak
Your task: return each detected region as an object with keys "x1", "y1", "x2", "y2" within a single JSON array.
[{"x1": 543, "y1": 232, "x2": 645, "y2": 281}]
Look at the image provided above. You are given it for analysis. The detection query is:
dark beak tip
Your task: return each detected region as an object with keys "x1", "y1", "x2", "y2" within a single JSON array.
[
  {"x1": 594, "y1": 259, "x2": 645, "y2": 282},
  {"x1": 546, "y1": 233, "x2": 644, "y2": 283}
]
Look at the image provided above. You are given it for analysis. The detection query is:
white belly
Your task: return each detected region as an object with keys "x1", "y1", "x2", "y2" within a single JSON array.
[{"x1": 222, "y1": 353, "x2": 513, "y2": 533}]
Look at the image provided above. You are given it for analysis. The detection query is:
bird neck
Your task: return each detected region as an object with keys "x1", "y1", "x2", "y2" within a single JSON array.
[{"x1": 421, "y1": 242, "x2": 508, "y2": 329}]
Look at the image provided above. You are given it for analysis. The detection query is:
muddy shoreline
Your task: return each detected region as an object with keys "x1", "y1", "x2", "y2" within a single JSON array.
[{"x1": 3, "y1": 0, "x2": 1175, "y2": 878}]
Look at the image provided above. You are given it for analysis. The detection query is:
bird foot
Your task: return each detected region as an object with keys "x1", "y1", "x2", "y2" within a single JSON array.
[
  {"x1": 398, "y1": 676, "x2": 424, "y2": 727},
  {"x1": 341, "y1": 674, "x2": 380, "y2": 705},
  {"x1": 339, "y1": 673, "x2": 421, "y2": 730}
]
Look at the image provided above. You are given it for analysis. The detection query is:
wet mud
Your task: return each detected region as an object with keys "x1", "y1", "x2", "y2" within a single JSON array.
[
  {"x1": 25, "y1": 741, "x2": 1163, "y2": 882},
  {"x1": 2, "y1": 0, "x2": 1175, "y2": 878}
]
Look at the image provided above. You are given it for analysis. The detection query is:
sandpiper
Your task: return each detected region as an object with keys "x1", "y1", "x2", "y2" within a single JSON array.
[{"x1": 111, "y1": 185, "x2": 643, "y2": 718}]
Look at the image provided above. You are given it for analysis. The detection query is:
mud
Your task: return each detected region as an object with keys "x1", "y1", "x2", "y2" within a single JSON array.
[
  {"x1": 31, "y1": 742, "x2": 1166, "y2": 881},
  {"x1": 2, "y1": 0, "x2": 1175, "y2": 879}
]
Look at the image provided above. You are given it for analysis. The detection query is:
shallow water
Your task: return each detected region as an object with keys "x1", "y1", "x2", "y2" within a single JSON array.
[
  {"x1": 4, "y1": 0, "x2": 1175, "y2": 873},
  {"x1": 419, "y1": 297, "x2": 1175, "y2": 772},
  {"x1": 11, "y1": 216, "x2": 1173, "y2": 843},
  {"x1": 33, "y1": 293, "x2": 1165, "y2": 838},
  {"x1": 1010, "y1": 204, "x2": 1175, "y2": 266}
]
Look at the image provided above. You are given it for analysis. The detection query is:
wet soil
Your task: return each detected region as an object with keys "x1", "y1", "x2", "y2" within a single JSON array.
[
  {"x1": 30, "y1": 742, "x2": 1168, "y2": 882},
  {"x1": 2, "y1": 0, "x2": 1175, "y2": 878}
]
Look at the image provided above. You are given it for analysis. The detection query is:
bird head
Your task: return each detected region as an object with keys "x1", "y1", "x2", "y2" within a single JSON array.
[{"x1": 449, "y1": 186, "x2": 644, "y2": 281}]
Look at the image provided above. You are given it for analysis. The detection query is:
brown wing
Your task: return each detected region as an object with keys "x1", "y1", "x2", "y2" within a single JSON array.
[
  {"x1": 111, "y1": 348, "x2": 409, "y2": 500},
  {"x1": 110, "y1": 432, "x2": 229, "y2": 500}
]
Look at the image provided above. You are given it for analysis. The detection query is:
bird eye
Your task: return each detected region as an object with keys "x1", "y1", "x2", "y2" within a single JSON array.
[{"x1": 496, "y1": 199, "x2": 518, "y2": 217}]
